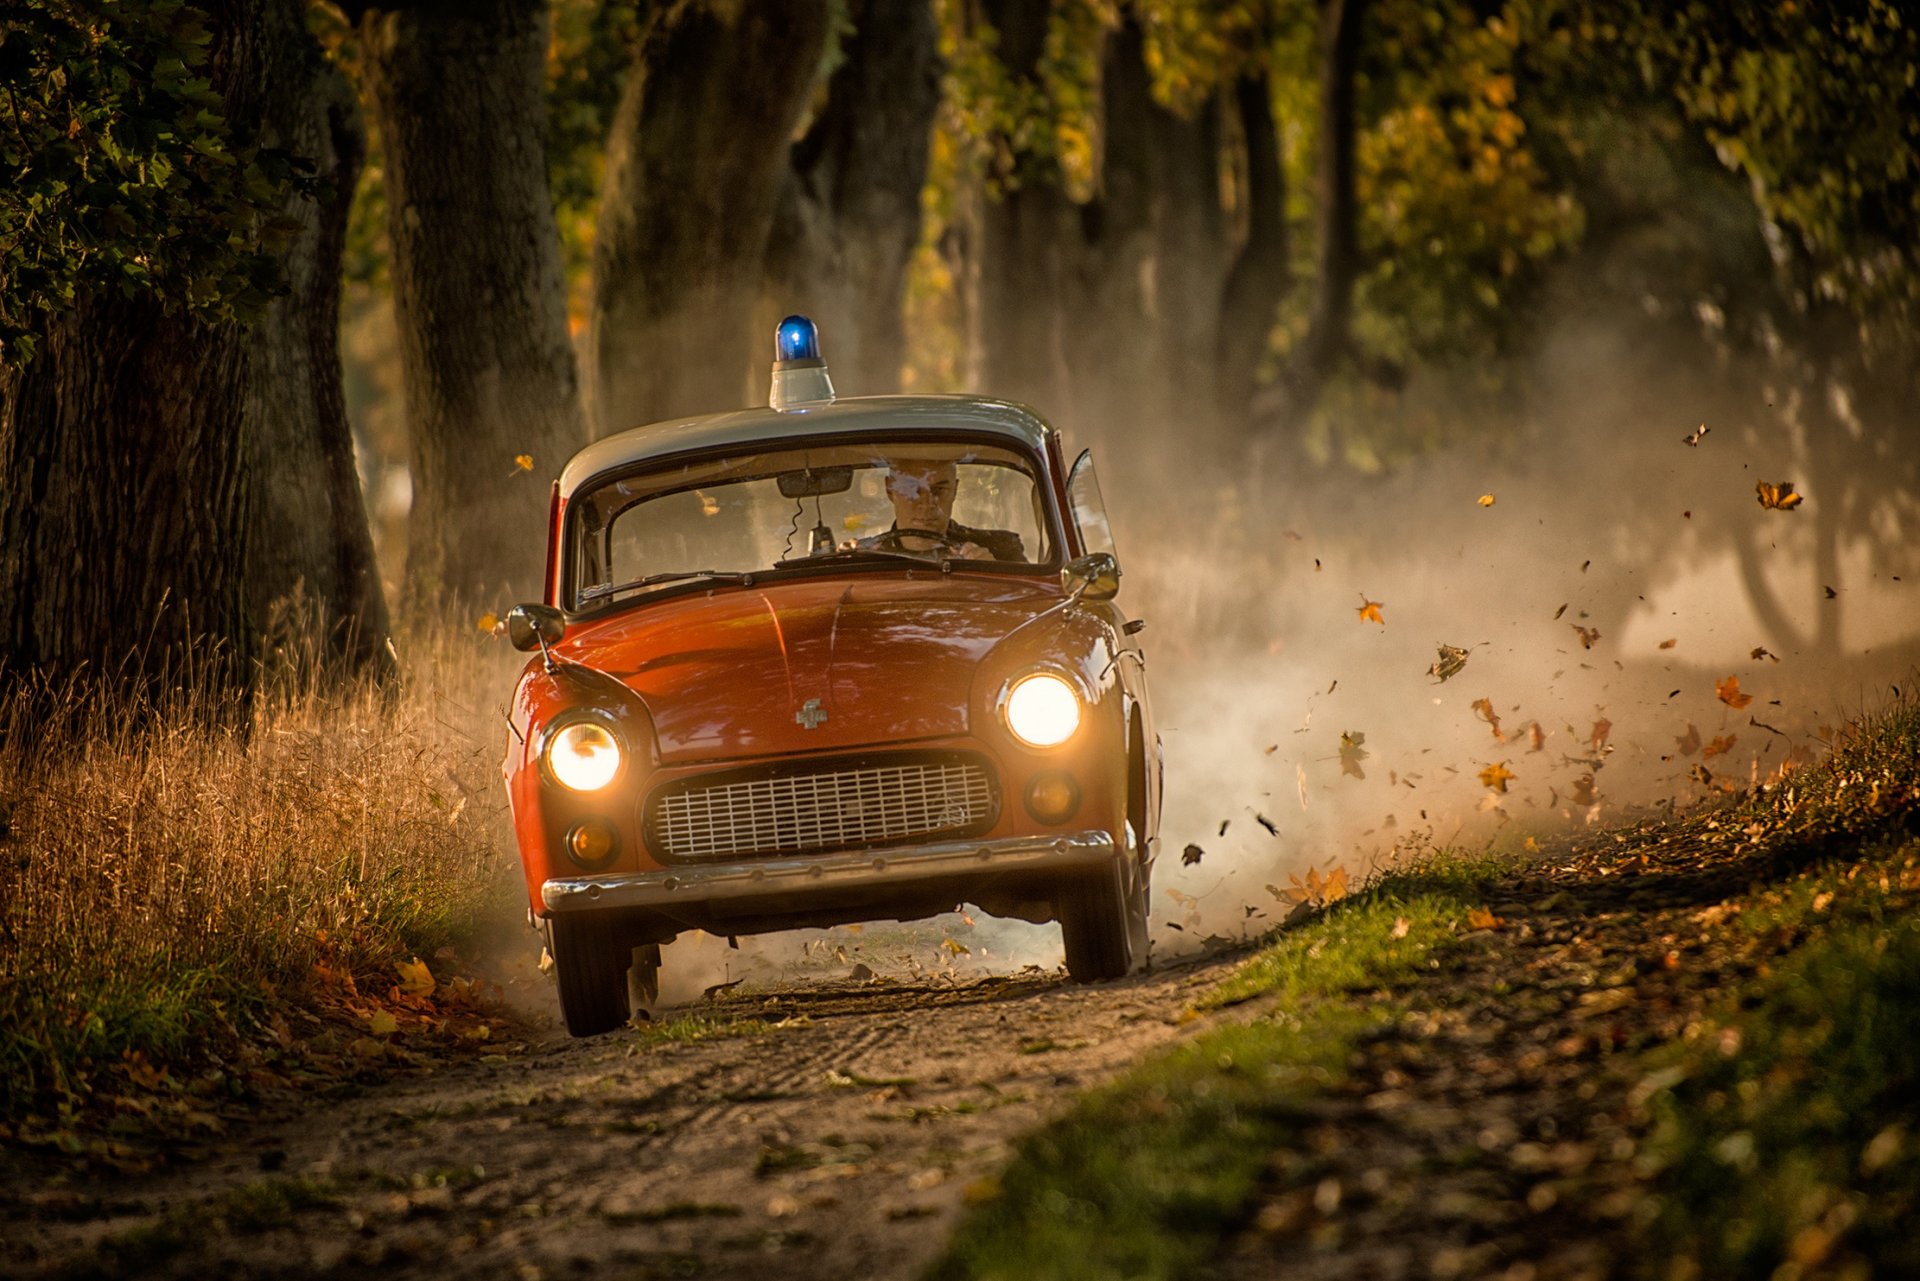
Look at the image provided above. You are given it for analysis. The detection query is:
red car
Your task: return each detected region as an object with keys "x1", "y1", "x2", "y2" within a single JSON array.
[{"x1": 502, "y1": 317, "x2": 1161, "y2": 1035}]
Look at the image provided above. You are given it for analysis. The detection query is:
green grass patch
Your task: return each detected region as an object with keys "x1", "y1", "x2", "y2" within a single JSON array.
[
  {"x1": 928, "y1": 858, "x2": 1491, "y2": 1281},
  {"x1": 624, "y1": 1011, "x2": 771, "y2": 1048},
  {"x1": 95, "y1": 1176, "x2": 342, "y2": 1272},
  {"x1": 1636, "y1": 838, "x2": 1920, "y2": 1279}
]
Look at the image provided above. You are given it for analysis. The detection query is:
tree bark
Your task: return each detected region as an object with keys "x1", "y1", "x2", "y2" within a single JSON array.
[
  {"x1": 248, "y1": 0, "x2": 393, "y2": 679},
  {"x1": 590, "y1": 1, "x2": 832, "y2": 433},
  {"x1": 763, "y1": 0, "x2": 942, "y2": 398},
  {"x1": 0, "y1": 0, "x2": 269, "y2": 716},
  {"x1": 1216, "y1": 69, "x2": 1289, "y2": 423},
  {"x1": 362, "y1": 0, "x2": 584, "y2": 609}
]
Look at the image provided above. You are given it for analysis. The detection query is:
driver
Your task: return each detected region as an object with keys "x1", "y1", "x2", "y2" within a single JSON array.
[{"x1": 861, "y1": 458, "x2": 1026, "y2": 562}]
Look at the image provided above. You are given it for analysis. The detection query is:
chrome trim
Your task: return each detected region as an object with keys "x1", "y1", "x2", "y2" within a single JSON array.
[{"x1": 542, "y1": 829, "x2": 1117, "y2": 914}]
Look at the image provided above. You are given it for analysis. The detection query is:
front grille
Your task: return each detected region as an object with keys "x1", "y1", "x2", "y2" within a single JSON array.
[{"x1": 646, "y1": 752, "x2": 998, "y2": 861}]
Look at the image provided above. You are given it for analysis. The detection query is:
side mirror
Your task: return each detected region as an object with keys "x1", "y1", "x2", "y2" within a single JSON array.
[
  {"x1": 1062, "y1": 552, "x2": 1120, "y2": 602},
  {"x1": 507, "y1": 603, "x2": 566, "y2": 654}
]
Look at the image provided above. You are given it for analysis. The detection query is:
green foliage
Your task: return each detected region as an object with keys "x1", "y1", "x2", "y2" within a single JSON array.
[
  {"x1": 544, "y1": 0, "x2": 640, "y2": 321},
  {"x1": 0, "y1": 0, "x2": 302, "y2": 364}
]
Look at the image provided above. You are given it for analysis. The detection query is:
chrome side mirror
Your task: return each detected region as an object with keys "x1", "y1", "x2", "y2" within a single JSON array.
[
  {"x1": 507, "y1": 603, "x2": 566, "y2": 654},
  {"x1": 1062, "y1": 552, "x2": 1120, "y2": 602}
]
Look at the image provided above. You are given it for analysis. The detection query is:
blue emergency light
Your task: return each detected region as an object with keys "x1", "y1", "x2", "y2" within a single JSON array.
[
  {"x1": 775, "y1": 314, "x2": 821, "y2": 363},
  {"x1": 769, "y1": 313, "x2": 834, "y2": 411}
]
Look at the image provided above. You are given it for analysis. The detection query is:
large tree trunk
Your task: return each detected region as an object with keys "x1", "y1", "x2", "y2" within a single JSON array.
[
  {"x1": 249, "y1": 0, "x2": 393, "y2": 680},
  {"x1": 1216, "y1": 69, "x2": 1289, "y2": 424},
  {"x1": 590, "y1": 2, "x2": 832, "y2": 433},
  {"x1": 763, "y1": 0, "x2": 941, "y2": 398},
  {"x1": 0, "y1": 0, "x2": 270, "y2": 716},
  {"x1": 362, "y1": 0, "x2": 584, "y2": 609}
]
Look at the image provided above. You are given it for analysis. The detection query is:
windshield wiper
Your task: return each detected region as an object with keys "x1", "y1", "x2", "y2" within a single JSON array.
[
  {"x1": 578, "y1": 569, "x2": 753, "y2": 604},
  {"x1": 773, "y1": 546, "x2": 947, "y2": 569}
]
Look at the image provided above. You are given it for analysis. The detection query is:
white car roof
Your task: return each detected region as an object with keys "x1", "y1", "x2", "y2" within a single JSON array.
[{"x1": 558, "y1": 395, "x2": 1054, "y2": 500}]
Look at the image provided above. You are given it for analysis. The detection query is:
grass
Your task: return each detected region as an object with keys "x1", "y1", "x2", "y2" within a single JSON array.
[
  {"x1": 928, "y1": 857, "x2": 1499, "y2": 1281},
  {"x1": 0, "y1": 625, "x2": 523, "y2": 1135}
]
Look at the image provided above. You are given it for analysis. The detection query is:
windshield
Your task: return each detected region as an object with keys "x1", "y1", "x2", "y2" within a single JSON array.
[{"x1": 567, "y1": 439, "x2": 1058, "y2": 610}]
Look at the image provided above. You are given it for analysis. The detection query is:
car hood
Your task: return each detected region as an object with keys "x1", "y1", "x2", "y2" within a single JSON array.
[{"x1": 552, "y1": 574, "x2": 1061, "y2": 764}]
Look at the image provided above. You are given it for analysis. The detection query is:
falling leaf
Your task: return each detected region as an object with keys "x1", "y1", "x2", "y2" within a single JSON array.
[
  {"x1": 1218, "y1": 819, "x2": 1231, "y2": 836},
  {"x1": 1256, "y1": 813, "x2": 1280, "y2": 836},
  {"x1": 395, "y1": 957, "x2": 435, "y2": 998},
  {"x1": 1478, "y1": 761, "x2": 1516, "y2": 793},
  {"x1": 476, "y1": 611, "x2": 499, "y2": 634},
  {"x1": 512, "y1": 453, "x2": 534, "y2": 472},
  {"x1": 1356, "y1": 595, "x2": 1384, "y2": 626},
  {"x1": 1314, "y1": 558, "x2": 1322, "y2": 572},
  {"x1": 1658, "y1": 638, "x2": 1677, "y2": 650},
  {"x1": 1682, "y1": 424, "x2": 1710, "y2": 446},
  {"x1": 1688, "y1": 763, "x2": 1714, "y2": 786},
  {"x1": 1466, "y1": 906, "x2": 1504, "y2": 931},
  {"x1": 1571, "y1": 625, "x2": 1601, "y2": 649},
  {"x1": 1570, "y1": 774, "x2": 1598, "y2": 806},
  {"x1": 843, "y1": 513, "x2": 869, "y2": 532},
  {"x1": 699, "y1": 491, "x2": 721, "y2": 517},
  {"x1": 1390, "y1": 917, "x2": 1410, "y2": 939},
  {"x1": 1716, "y1": 675, "x2": 1754, "y2": 709},
  {"x1": 1750, "y1": 646, "x2": 1779, "y2": 663},
  {"x1": 1181, "y1": 843, "x2": 1204, "y2": 866},
  {"x1": 367, "y1": 1010, "x2": 399, "y2": 1037},
  {"x1": 942, "y1": 937, "x2": 971, "y2": 956},
  {"x1": 1702, "y1": 734, "x2": 1737, "y2": 759},
  {"x1": 1676, "y1": 723, "x2": 1702, "y2": 756},
  {"x1": 1755, "y1": 480, "x2": 1804, "y2": 511},
  {"x1": 1581, "y1": 560, "x2": 1591, "y2": 572},
  {"x1": 1477, "y1": 493, "x2": 1496, "y2": 507},
  {"x1": 1471, "y1": 698, "x2": 1504, "y2": 741},
  {"x1": 1589, "y1": 717, "x2": 1613, "y2": 752},
  {"x1": 1296, "y1": 763, "x2": 1309, "y2": 810},
  {"x1": 1339, "y1": 731, "x2": 1369, "y2": 779},
  {"x1": 1323, "y1": 867, "x2": 1350, "y2": 903},
  {"x1": 1749, "y1": 716, "x2": 1786, "y2": 738},
  {"x1": 1823, "y1": 585, "x2": 1838, "y2": 599},
  {"x1": 1552, "y1": 603, "x2": 1568, "y2": 620},
  {"x1": 1428, "y1": 643, "x2": 1470, "y2": 683},
  {"x1": 1527, "y1": 722, "x2": 1546, "y2": 753}
]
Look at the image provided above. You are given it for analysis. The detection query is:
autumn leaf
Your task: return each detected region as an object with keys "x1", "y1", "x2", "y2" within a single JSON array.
[
  {"x1": 1477, "y1": 493, "x2": 1496, "y2": 507},
  {"x1": 395, "y1": 957, "x2": 436, "y2": 998},
  {"x1": 1702, "y1": 734, "x2": 1737, "y2": 759},
  {"x1": 1356, "y1": 595, "x2": 1384, "y2": 626},
  {"x1": 1552, "y1": 603, "x2": 1568, "y2": 620},
  {"x1": 842, "y1": 513, "x2": 869, "y2": 532},
  {"x1": 941, "y1": 937, "x2": 970, "y2": 956},
  {"x1": 1339, "y1": 731, "x2": 1369, "y2": 779},
  {"x1": 1427, "y1": 643, "x2": 1470, "y2": 683},
  {"x1": 512, "y1": 453, "x2": 534, "y2": 473},
  {"x1": 1527, "y1": 721, "x2": 1546, "y2": 752},
  {"x1": 1755, "y1": 480, "x2": 1804, "y2": 511},
  {"x1": 1682, "y1": 424, "x2": 1709, "y2": 446},
  {"x1": 475, "y1": 611, "x2": 499, "y2": 634},
  {"x1": 1390, "y1": 916, "x2": 1411, "y2": 939},
  {"x1": 1750, "y1": 646, "x2": 1780, "y2": 663},
  {"x1": 1571, "y1": 624, "x2": 1601, "y2": 649},
  {"x1": 1478, "y1": 761, "x2": 1516, "y2": 792},
  {"x1": 1589, "y1": 717, "x2": 1612, "y2": 752},
  {"x1": 1570, "y1": 774, "x2": 1598, "y2": 806},
  {"x1": 367, "y1": 1010, "x2": 399, "y2": 1037},
  {"x1": 1659, "y1": 638, "x2": 1677, "y2": 649},
  {"x1": 1324, "y1": 867, "x2": 1350, "y2": 903},
  {"x1": 1181, "y1": 843, "x2": 1204, "y2": 866},
  {"x1": 1471, "y1": 698, "x2": 1504, "y2": 741},
  {"x1": 1716, "y1": 675, "x2": 1754, "y2": 709},
  {"x1": 1676, "y1": 723, "x2": 1702, "y2": 756},
  {"x1": 1466, "y1": 906, "x2": 1503, "y2": 931},
  {"x1": 1688, "y1": 763, "x2": 1714, "y2": 786}
]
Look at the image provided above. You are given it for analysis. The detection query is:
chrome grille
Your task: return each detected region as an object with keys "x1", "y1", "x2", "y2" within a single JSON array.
[{"x1": 648, "y1": 755, "x2": 996, "y2": 861}]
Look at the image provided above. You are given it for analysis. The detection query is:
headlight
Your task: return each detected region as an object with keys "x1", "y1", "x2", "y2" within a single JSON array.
[
  {"x1": 545, "y1": 721, "x2": 623, "y2": 791},
  {"x1": 1003, "y1": 673, "x2": 1081, "y2": 748}
]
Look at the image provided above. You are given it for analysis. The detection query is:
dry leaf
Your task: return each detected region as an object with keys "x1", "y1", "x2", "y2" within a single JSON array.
[
  {"x1": 1702, "y1": 734, "x2": 1737, "y2": 759},
  {"x1": 1589, "y1": 717, "x2": 1613, "y2": 752},
  {"x1": 1676, "y1": 723, "x2": 1702, "y2": 756},
  {"x1": 476, "y1": 611, "x2": 499, "y2": 634},
  {"x1": 367, "y1": 1010, "x2": 399, "y2": 1037},
  {"x1": 1478, "y1": 761, "x2": 1516, "y2": 793},
  {"x1": 1755, "y1": 480, "x2": 1804, "y2": 511},
  {"x1": 1682, "y1": 424, "x2": 1710, "y2": 446},
  {"x1": 1659, "y1": 638, "x2": 1677, "y2": 650},
  {"x1": 1390, "y1": 917, "x2": 1410, "y2": 939},
  {"x1": 1716, "y1": 675, "x2": 1754, "y2": 709},
  {"x1": 511, "y1": 453, "x2": 534, "y2": 472},
  {"x1": 1466, "y1": 906, "x2": 1503, "y2": 931},
  {"x1": 395, "y1": 957, "x2": 435, "y2": 998},
  {"x1": 1428, "y1": 643, "x2": 1470, "y2": 683},
  {"x1": 1181, "y1": 843, "x2": 1205, "y2": 866},
  {"x1": 1750, "y1": 646, "x2": 1780, "y2": 663},
  {"x1": 1356, "y1": 595, "x2": 1385, "y2": 626},
  {"x1": 1552, "y1": 603, "x2": 1568, "y2": 620},
  {"x1": 1477, "y1": 493, "x2": 1496, "y2": 507},
  {"x1": 1570, "y1": 774, "x2": 1598, "y2": 806},
  {"x1": 1339, "y1": 731, "x2": 1369, "y2": 780},
  {"x1": 1571, "y1": 625, "x2": 1601, "y2": 649},
  {"x1": 1322, "y1": 867, "x2": 1350, "y2": 903},
  {"x1": 1471, "y1": 698, "x2": 1504, "y2": 741},
  {"x1": 941, "y1": 937, "x2": 970, "y2": 956},
  {"x1": 1526, "y1": 722, "x2": 1546, "y2": 753}
]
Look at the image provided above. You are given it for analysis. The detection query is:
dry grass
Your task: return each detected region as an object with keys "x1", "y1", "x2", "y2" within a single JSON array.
[{"x1": 0, "y1": 626, "x2": 523, "y2": 1127}]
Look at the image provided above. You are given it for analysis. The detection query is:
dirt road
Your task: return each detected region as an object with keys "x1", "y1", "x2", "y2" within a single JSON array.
[{"x1": 1, "y1": 945, "x2": 1248, "y2": 1280}]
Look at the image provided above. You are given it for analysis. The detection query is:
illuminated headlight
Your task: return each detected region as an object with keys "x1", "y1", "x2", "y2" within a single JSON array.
[
  {"x1": 545, "y1": 721, "x2": 623, "y2": 791},
  {"x1": 1003, "y1": 673, "x2": 1081, "y2": 748}
]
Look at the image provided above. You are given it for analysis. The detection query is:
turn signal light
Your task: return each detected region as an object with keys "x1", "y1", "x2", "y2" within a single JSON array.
[
  {"x1": 1024, "y1": 771, "x2": 1081, "y2": 825},
  {"x1": 565, "y1": 819, "x2": 619, "y2": 869}
]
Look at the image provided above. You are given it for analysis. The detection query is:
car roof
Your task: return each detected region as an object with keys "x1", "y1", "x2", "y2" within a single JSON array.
[{"x1": 558, "y1": 395, "x2": 1054, "y2": 500}]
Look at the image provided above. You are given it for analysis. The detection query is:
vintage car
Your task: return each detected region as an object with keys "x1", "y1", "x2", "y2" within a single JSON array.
[{"x1": 502, "y1": 316, "x2": 1160, "y2": 1035}]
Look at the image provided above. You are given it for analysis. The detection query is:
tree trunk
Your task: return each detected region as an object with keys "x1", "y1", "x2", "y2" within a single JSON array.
[
  {"x1": 362, "y1": 0, "x2": 584, "y2": 609},
  {"x1": 249, "y1": 0, "x2": 393, "y2": 680},
  {"x1": 0, "y1": 0, "x2": 269, "y2": 717},
  {"x1": 1216, "y1": 69, "x2": 1289, "y2": 425},
  {"x1": 763, "y1": 0, "x2": 941, "y2": 398},
  {"x1": 590, "y1": 1, "x2": 832, "y2": 433}
]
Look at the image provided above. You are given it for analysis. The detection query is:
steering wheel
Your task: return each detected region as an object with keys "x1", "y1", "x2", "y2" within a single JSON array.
[{"x1": 872, "y1": 526, "x2": 965, "y2": 554}]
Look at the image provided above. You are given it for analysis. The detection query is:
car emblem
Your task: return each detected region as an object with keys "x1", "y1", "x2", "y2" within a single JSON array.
[{"x1": 795, "y1": 697, "x2": 828, "y2": 730}]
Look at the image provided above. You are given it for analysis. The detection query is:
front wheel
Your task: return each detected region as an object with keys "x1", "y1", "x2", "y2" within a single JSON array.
[
  {"x1": 550, "y1": 912, "x2": 631, "y2": 1037},
  {"x1": 1059, "y1": 857, "x2": 1146, "y2": 982}
]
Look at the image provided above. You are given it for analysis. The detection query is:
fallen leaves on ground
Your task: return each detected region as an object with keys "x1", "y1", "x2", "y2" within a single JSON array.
[{"x1": 1465, "y1": 906, "x2": 1504, "y2": 931}]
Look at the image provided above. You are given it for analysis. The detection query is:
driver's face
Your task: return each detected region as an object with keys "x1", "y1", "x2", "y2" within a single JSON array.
[{"x1": 886, "y1": 461, "x2": 958, "y2": 532}]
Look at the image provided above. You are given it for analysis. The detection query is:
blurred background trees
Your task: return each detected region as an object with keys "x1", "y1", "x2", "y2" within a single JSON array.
[{"x1": 2, "y1": 0, "x2": 1914, "y2": 707}]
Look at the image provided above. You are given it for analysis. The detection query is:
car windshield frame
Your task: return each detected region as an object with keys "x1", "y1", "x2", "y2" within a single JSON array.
[{"x1": 560, "y1": 429, "x2": 1068, "y2": 617}]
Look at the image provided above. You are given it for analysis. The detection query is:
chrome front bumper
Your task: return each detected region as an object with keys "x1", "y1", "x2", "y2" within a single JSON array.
[{"x1": 541, "y1": 829, "x2": 1117, "y2": 915}]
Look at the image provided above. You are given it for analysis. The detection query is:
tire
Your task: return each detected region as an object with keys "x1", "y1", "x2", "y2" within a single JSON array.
[
  {"x1": 550, "y1": 912, "x2": 630, "y2": 1037},
  {"x1": 1060, "y1": 858, "x2": 1140, "y2": 982},
  {"x1": 627, "y1": 943, "x2": 662, "y2": 1013}
]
